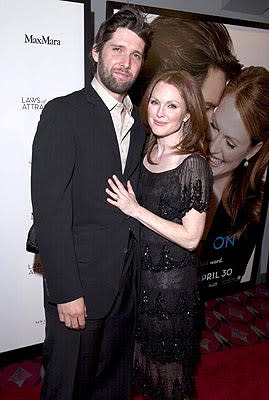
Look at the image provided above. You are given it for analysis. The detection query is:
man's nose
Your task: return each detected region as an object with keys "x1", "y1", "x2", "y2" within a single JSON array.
[
  {"x1": 120, "y1": 53, "x2": 131, "y2": 69},
  {"x1": 206, "y1": 109, "x2": 214, "y2": 123}
]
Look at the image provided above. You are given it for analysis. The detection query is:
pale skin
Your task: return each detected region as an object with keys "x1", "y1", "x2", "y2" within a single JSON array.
[
  {"x1": 200, "y1": 93, "x2": 263, "y2": 240},
  {"x1": 58, "y1": 27, "x2": 145, "y2": 329},
  {"x1": 201, "y1": 66, "x2": 226, "y2": 122},
  {"x1": 106, "y1": 81, "x2": 207, "y2": 252}
]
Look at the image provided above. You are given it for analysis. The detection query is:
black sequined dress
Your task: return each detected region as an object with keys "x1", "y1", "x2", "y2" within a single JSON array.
[{"x1": 134, "y1": 154, "x2": 212, "y2": 400}]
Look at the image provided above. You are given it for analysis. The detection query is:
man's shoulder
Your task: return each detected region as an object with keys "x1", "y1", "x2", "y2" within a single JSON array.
[{"x1": 46, "y1": 88, "x2": 86, "y2": 108}]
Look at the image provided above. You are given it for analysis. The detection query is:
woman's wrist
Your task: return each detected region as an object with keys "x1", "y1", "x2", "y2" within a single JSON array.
[{"x1": 131, "y1": 203, "x2": 142, "y2": 220}]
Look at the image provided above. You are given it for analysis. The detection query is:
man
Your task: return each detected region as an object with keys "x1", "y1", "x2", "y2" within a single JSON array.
[
  {"x1": 130, "y1": 16, "x2": 242, "y2": 120},
  {"x1": 31, "y1": 6, "x2": 152, "y2": 400}
]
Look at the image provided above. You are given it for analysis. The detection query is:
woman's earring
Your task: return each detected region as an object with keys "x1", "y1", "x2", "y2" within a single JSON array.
[{"x1": 243, "y1": 159, "x2": 249, "y2": 167}]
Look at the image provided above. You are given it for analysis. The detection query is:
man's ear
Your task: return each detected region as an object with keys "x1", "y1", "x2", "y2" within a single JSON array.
[{"x1": 92, "y1": 44, "x2": 99, "y2": 63}]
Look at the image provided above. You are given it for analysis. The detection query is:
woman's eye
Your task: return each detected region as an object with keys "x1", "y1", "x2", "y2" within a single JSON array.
[
  {"x1": 149, "y1": 99, "x2": 158, "y2": 105},
  {"x1": 226, "y1": 140, "x2": 236, "y2": 149},
  {"x1": 113, "y1": 47, "x2": 121, "y2": 53},
  {"x1": 168, "y1": 104, "x2": 177, "y2": 109}
]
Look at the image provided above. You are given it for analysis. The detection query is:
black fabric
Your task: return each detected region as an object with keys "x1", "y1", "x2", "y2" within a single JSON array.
[
  {"x1": 41, "y1": 237, "x2": 137, "y2": 400},
  {"x1": 31, "y1": 86, "x2": 145, "y2": 317},
  {"x1": 199, "y1": 200, "x2": 260, "y2": 294},
  {"x1": 26, "y1": 223, "x2": 39, "y2": 254},
  {"x1": 31, "y1": 86, "x2": 146, "y2": 398},
  {"x1": 134, "y1": 154, "x2": 213, "y2": 400}
]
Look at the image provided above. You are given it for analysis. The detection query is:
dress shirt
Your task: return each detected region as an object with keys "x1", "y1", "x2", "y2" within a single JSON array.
[{"x1": 91, "y1": 77, "x2": 134, "y2": 173}]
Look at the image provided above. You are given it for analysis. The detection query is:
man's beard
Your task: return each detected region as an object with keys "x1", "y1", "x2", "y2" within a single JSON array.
[{"x1": 97, "y1": 56, "x2": 136, "y2": 95}]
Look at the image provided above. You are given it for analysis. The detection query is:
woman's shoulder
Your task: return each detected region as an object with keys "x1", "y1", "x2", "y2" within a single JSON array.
[
  {"x1": 180, "y1": 154, "x2": 213, "y2": 186},
  {"x1": 182, "y1": 153, "x2": 210, "y2": 169}
]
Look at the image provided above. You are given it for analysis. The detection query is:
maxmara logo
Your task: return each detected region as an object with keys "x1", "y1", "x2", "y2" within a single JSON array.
[{"x1": 25, "y1": 33, "x2": 61, "y2": 46}]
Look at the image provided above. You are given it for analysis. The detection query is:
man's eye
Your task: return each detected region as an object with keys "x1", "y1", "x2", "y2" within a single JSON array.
[
  {"x1": 113, "y1": 47, "x2": 121, "y2": 53},
  {"x1": 133, "y1": 53, "x2": 142, "y2": 61},
  {"x1": 206, "y1": 105, "x2": 216, "y2": 112},
  {"x1": 210, "y1": 121, "x2": 218, "y2": 131}
]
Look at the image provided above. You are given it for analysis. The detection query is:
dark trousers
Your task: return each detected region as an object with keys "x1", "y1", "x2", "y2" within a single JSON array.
[{"x1": 41, "y1": 241, "x2": 137, "y2": 400}]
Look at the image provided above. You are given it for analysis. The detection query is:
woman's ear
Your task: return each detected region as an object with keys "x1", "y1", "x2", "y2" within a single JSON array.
[
  {"x1": 183, "y1": 113, "x2": 190, "y2": 123},
  {"x1": 91, "y1": 44, "x2": 99, "y2": 63},
  {"x1": 246, "y1": 141, "x2": 263, "y2": 161}
]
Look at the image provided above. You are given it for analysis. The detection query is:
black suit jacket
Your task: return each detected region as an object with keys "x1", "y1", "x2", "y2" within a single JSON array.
[{"x1": 31, "y1": 86, "x2": 145, "y2": 318}]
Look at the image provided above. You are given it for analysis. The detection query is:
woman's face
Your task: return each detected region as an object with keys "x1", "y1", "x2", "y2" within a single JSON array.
[
  {"x1": 209, "y1": 93, "x2": 255, "y2": 179},
  {"x1": 147, "y1": 81, "x2": 190, "y2": 140}
]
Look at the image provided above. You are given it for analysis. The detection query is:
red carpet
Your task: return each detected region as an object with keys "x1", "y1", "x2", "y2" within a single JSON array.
[
  {"x1": 196, "y1": 341, "x2": 269, "y2": 400},
  {"x1": 0, "y1": 386, "x2": 40, "y2": 400},
  {"x1": 132, "y1": 341, "x2": 269, "y2": 400},
  {"x1": 1, "y1": 343, "x2": 269, "y2": 399},
  {"x1": 1, "y1": 285, "x2": 269, "y2": 399}
]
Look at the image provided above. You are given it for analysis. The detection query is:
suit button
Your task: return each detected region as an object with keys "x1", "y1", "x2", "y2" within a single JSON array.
[{"x1": 123, "y1": 248, "x2": 128, "y2": 254}]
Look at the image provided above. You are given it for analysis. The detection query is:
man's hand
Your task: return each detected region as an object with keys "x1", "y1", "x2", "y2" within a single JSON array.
[{"x1": 57, "y1": 297, "x2": 87, "y2": 329}]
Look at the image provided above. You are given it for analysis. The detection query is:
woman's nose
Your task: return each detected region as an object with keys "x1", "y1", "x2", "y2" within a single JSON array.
[
  {"x1": 209, "y1": 127, "x2": 222, "y2": 153},
  {"x1": 156, "y1": 105, "x2": 164, "y2": 118}
]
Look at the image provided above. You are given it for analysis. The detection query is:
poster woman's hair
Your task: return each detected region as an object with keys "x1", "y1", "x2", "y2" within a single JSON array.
[{"x1": 222, "y1": 66, "x2": 269, "y2": 236}]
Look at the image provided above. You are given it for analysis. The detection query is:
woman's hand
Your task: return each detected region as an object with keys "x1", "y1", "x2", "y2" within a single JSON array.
[{"x1": 106, "y1": 175, "x2": 139, "y2": 217}]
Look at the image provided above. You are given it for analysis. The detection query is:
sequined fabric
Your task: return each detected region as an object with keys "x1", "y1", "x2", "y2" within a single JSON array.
[{"x1": 134, "y1": 154, "x2": 213, "y2": 400}]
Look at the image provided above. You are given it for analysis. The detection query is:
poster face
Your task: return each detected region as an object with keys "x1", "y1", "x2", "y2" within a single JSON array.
[{"x1": 107, "y1": 2, "x2": 269, "y2": 299}]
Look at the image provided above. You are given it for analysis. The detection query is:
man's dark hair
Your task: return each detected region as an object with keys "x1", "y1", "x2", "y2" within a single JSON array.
[
  {"x1": 90, "y1": 6, "x2": 153, "y2": 74},
  {"x1": 130, "y1": 17, "x2": 242, "y2": 104}
]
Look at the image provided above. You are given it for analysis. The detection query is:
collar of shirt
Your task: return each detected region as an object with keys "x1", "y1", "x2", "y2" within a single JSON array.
[{"x1": 91, "y1": 76, "x2": 133, "y2": 115}]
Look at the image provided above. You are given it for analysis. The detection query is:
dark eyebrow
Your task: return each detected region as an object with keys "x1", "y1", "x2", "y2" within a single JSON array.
[
  {"x1": 109, "y1": 43, "x2": 124, "y2": 48},
  {"x1": 109, "y1": 44, "x2": 143, "y2": 57}
]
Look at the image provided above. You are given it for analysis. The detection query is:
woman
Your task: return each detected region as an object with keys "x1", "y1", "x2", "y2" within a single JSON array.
[
  {"x1": 106, "y1": 70, "x2": 213, "y2": 400},
  {"x1": 199, "y1": 66, "x2": 269, "y2": 291}
]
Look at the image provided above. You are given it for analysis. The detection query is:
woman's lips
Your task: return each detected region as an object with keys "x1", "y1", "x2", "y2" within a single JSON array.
[
  {"x1": 209, "y1": 155, "x2": 222, "y2": 166},
  {"x1": 153, "y1": 119, "x2": 166, "y2": 126}
]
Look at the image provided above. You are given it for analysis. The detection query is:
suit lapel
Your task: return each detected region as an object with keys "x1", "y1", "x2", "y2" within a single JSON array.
[
  {"x1": 83, "y1": 86, "x2": 145, "y2": 180},
  {"x1": 83, "y1": 86, "x2": 122, "y2": 177},
  {"x1": 124, "y1": 110, "x2": 145, "y2": 180}
]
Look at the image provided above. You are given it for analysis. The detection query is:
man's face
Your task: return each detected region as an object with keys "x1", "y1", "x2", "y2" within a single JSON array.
[
  {"x1": 201, "y1": 67, "x2": 226, "y2": 121},
  {"x1": 92, "y1": 27, "x2": 145, "y2": 100}
]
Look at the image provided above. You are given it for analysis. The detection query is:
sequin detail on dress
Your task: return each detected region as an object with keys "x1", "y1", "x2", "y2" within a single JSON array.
[
  {"x1": 142, "y1": 245, "x2": 190, "y2": 272},
  {"x1": 134, "y1": 154, "x2": 213, "y2": 400}
]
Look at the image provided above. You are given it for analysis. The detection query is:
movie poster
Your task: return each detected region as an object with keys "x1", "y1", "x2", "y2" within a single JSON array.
[{"x1": 107, "y1": 2, "x2": 269, "y2": 298}]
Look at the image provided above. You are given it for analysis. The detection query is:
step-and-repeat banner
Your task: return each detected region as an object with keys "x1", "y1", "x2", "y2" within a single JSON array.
[{"x1": 0, "y1": 0, "x2": 86, "y2": 352}]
